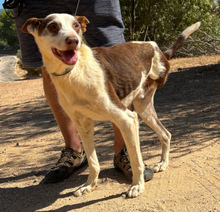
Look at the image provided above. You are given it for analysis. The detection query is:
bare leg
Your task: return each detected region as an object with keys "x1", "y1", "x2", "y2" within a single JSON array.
[
  {"x1": 41, "y1": 67, "x2": 81, "y2": 152},
  {"x1": 113, "y1": 105, "x2": 132, "y2": 155}
]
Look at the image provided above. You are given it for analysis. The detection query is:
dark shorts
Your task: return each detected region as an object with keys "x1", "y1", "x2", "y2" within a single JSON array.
[{"x1": 14, "y1": 0, "x2": 125, "y2": 68}]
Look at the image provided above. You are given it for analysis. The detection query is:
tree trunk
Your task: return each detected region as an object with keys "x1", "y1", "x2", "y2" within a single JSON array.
[{"x1": 130, "y1": 0, "x2": 137, "y2": 40}]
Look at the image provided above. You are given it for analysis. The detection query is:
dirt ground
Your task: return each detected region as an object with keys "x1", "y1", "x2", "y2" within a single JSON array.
[{"x1": 0, "y1": 55, "x2": 220, "y2": 212}]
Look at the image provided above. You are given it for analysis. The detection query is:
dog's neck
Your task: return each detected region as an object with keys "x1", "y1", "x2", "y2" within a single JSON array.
[{"x1": 50, "y1": 67, "x2": 73, "y2": 77}]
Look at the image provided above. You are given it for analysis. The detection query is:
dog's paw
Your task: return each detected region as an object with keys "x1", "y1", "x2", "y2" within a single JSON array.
[
  {"x1": 153, "y1": 161, "x2": 168, "y2": 173},
  {"x1": 74, "y1": 184, "x2": 95, "y2": 197},
  {"x1": 127, "y1": 183, "x2": 144, "y2": 198}
]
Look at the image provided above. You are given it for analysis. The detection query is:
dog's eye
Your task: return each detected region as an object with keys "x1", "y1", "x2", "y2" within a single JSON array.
[
  {"x1": 47, "y1": 23, "x2": 60, "y2": 34},
  {"x1": 73, "y1": 23, "x2": 80, "y2": 29}
]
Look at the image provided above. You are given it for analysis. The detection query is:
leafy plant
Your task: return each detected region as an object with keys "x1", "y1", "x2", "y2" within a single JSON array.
[
  {"x1": 0, "y1": 10, "x2": 19, "y2": 51},
  {"x1": 120, "y1": 0, "x2": 220, "y2": 56}
]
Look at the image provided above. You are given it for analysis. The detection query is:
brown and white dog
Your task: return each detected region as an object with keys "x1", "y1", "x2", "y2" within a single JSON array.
[{"x1": 22, "y1": 14, "x2": 200, "y2": 198}]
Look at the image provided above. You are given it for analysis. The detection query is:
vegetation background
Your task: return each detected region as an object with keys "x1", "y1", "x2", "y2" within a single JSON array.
[{"x1": 121, "y1": 0, "x2": 220, "y2": 56}]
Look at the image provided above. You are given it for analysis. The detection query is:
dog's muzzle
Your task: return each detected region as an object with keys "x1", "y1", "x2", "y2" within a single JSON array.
[
  {"x1": 52, "y1": 48, "x2": 78, "y2": 65},
  {"x1": 51, "y1": 36, "x2": 79, "y2": 65}
]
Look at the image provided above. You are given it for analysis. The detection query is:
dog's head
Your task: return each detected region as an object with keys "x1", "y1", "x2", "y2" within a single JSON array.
[{"x1": 21, "y1": 13, "x2": 89, "y2": 66}]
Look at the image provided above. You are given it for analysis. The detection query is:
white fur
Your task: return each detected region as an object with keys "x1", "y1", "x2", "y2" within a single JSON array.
[
  {"x1": 131, "y1": 41, "x2": 167, "y2": 80},
  {"x1": 181, "y1": 21, "x2": 201, "y2": 38},
  {"x1": 148, "y1": 41, "x2": 166, "y2": 80}
]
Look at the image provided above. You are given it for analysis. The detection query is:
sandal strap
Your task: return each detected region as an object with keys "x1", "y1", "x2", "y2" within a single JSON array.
[
  {"x1": 56, "y1": 148, "x2": 84, "y2": 167},
  {"x1": 114, "y1": 146, "x2": 154, "y2": 181}
]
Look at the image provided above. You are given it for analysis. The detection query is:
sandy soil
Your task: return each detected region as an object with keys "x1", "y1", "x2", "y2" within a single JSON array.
[{"x1": 0, "y1": 55, "x2": 220, "y2": 212}]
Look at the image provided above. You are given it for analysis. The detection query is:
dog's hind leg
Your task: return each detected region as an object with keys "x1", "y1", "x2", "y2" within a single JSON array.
[
  {"x1": 112, "y1": 110, "x2": 145, "y2": 198},
  {"x1": 73, "y1": 116, "x2": 100, "y2": 196},
  {"x1": 133, "y1": 84, "x2": 171, "y2": 173}
]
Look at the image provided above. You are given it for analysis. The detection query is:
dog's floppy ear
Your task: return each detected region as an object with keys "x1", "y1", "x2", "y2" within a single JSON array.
[
  {"x1": 21, "y1": 18, "x2": 43, "y2": 34},
  {"x1": 75, "y1": 16, "x2": 90, "y2": 32}
]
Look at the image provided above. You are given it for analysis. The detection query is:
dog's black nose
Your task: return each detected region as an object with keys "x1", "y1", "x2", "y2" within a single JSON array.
[{"x1": 65, "y1": 36, "x2": 79, "y2": 46}]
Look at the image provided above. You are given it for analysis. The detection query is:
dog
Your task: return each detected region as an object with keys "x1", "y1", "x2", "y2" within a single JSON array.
[{"x1": 21, "y1": 13, "x2": 200, "y2": 198}]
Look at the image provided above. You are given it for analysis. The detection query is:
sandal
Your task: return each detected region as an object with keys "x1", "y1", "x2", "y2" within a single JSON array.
[
  {"x1": 44, "y1": 147, "x2": 87, "y2": 183},
  {"x1": 114, "y1": 147, "x2": 154, "y2": 181}
]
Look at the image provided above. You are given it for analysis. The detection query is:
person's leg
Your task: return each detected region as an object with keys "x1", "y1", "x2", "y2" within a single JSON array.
[
  {"x1": 112, "y1": 105, "x2": 132, "y2": 155},
  {"x1": 41, "y1": 67, "x2": 81, "y2": 152},
  {"x1": 42, "y1": 67, "x2": 88, "y2": 183},
  {"x1": 14, "y1": 0, "x2": 87, "y2": 184},
  {"x1": 113, "y1": 123, "x2": 125, "y2": 155},
  {"x1": 14, "y1": 0, "x2": 83, "y2": 151}
]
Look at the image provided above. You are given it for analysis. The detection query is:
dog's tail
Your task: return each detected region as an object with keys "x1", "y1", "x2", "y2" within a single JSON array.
[{"x1": 164, "y1": 22, "x2": 201, "y2": 60}]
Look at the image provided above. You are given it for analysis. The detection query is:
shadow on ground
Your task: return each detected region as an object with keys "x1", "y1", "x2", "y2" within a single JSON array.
[{"x1": 0, "y1": 63, "x2": 219, "y2": 211}]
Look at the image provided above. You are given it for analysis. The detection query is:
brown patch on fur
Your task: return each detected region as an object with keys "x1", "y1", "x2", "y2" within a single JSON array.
[
  {"x1": 21, "y1": 18, "x2": 43, "y2": 33},
  {"x1": 38, "y1": 16, "x2": 57, "y2": 36},
  {"x1": 75, "y1": 16, "x2": 90, "y2": 33},
  {"x1": 47, "y1": 22, "x2": 61, "y2": 35},
  {"x1": 105, "y1": 80, "x2": 126, "y2": 110},
  {"x1": 145, "y1": 77, "x2": 155, "y2": 90},
  {"x1": 21, "y1": 16, "x2": 58, "y2": 36},
  {"x1": 93, "y1": 42, "x2": 155, "y2": 100}
]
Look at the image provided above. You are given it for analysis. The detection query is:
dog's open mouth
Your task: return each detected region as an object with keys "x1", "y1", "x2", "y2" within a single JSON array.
[{"x1": 52, "y1": 48, "x2": 78, "y2": 65}]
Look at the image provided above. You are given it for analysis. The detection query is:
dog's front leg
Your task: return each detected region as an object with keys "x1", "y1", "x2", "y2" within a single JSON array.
[
  {"x1": 73, "y1": 116, "x2": 100, "y2": 197},
  {"x1": 113, "y1": 110, "x2": 145, "y2": 198}
]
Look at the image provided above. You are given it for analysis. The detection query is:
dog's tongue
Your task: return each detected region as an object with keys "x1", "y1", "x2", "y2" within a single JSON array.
[{"x1": 61, "y1": 50, "x2": 78, "y2": 65}]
